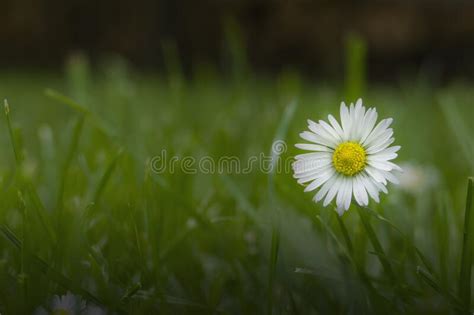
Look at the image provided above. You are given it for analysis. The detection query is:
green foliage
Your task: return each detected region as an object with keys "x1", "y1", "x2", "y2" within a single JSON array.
[{"x1": 0, "y1": 58, "x2": 473, "y2": 314}]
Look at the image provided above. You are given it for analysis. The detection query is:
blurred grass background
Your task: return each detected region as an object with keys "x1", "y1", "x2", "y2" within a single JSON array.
[
  {"x1": 1, "y1": 1, "x2": 474, "y2": 314},
  {"x1": 0, "y1": 47, "x2": 473, "y2": 313}
]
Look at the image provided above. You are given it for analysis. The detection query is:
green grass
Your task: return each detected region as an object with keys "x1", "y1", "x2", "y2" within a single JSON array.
[{"x1": 0, "y1": 55, "x2": 473, "y2": 314}]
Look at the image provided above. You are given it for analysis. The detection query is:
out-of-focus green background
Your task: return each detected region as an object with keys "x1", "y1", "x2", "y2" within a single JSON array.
[{"x1": 1, "y1": 1, "x2": 474, "y2": 314}]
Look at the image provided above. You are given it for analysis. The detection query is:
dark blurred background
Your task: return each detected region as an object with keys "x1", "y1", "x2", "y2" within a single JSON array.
[{"x1": 3, "y1": 0, "x2": 474, "y2": 81}]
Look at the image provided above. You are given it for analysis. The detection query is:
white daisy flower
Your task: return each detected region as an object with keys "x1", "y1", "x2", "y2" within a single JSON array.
[{"x1": 293, "y1": 98, "x2": 401, "y2": 215}]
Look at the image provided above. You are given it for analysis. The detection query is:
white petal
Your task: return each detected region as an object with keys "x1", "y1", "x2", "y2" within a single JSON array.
[
  {"x1": 356, "y1": 175, "x2": 369, "y2": 206},
  {"x1": 367, "y1": 160, "x2": 394, "y2": 172},
  {"x1": 362, "y1": 118, "x2": 393, "y2": 146},
  {"x1": 323, "y1": 176, "x2": 342, "y2": 206},
  {"x1": 360, "y1": 108, "x2": 378, "y2": 143},
  {"x1": 304, "y1": 169, "x2": 335, "y2": 192},
  {"x1": 319, "y1": 120, "x2": 342, "y2": 142},
  {"x1": 336, "y1": 178, "x2": 348, "y2": 209},
  {"x1": 293, "y1": 159, "x2": 332, "y2": 175},
  {"x1": 351, "y1": 99, "x2": 366, "y2": 139},
  {"x1": 343, "y1": 179, "x2": 353, "y2": 210},
  {"x1": 386, "y1": 161, "x2": 402, "y2": 172},
  {"x1": 300, "y1": 131, "x2": 337, "y2": 148},
  {"x1": 298, "y1": 166, "x2": 334, "y2": 184},
  {"x1": 373, "y1": 180, "x2": 388, "y2": 194},
  {"x1": 307, "y1": 121, "x2": 340, "y2": 146},
  {"x1": 365, "y1": 166, "x2": 388, "y2": 184},
  {"x1": 367, "y1": 152, "x2": 398, "y2": 162},
  {"x1": 379, "y1": 169, "x2": 400, "y2": 184},
  {"x1": 295, "y1": 143, "x2": 333, "y2": 152},
  {"x1": 340, "y1": 102, "x2": 351, "y2": 140},
  {"x1": 365, "y1": 129, "x2": 393, "y2": 149},
  {"x1": 295, "y1": 151, "x2": 332, "y2": 161},
  {"x1": 328, "y1": 114, "x2": 344, "y2": 138},
  {"x1": 361, "y1": 173, "x2": 380, "y2": 203},
  {"x1": 314, "y1": 174, "x2": 339, "y2": 202},
  {"x1": 376, "y1": 145, "x2": 401, "y2": 155},
  {"x1": 366, "y1": 138, "x2": 395, "y2": 155}
]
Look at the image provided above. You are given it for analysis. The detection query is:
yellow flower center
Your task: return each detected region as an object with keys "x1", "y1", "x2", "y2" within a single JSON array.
[{"x1": 332, "y1": 142, "x2": 366, "y2": 176}]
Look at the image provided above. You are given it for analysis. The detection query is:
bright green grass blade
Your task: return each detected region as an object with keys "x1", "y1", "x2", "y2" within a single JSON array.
[
  {"x1": 4, "y1": 100, "x2": 56, "y2": 244},
  {"x1": 17, "y1": 192, "x2": 28, "y2": 306},
  {"x1": 92, "y1": 149, "x2": 123, "y2": 205},
  {"x1": 44, "y1": 89, "x2": 91, "y2": 115},
  {"x1": 345, "y1": 33, "x2": 367, "y2": 101},
  {"x1": 3, "y1": 99, "x2": 23, "y2": 165},
  {"x1": 56, "y1": 115, "x2": 85, "y2": 214},
  {"x1": 458, "y1": 177, "x2": 474, "y2": 313},
  {"x1": 45, "y1": 89, "x2": 115, "y2": 137},
  {"x1": 25, "y1": 183, "x2": 56, "y2": 243}
]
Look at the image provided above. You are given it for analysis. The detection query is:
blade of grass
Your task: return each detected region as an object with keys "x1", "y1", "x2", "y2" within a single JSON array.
[
  {"x1": 45, "y1": 89, "x2": 115, "y2": 138},
  {"x1": 335, "y1": 212, "x2": 354, "y2": 255},
  {"x1": 4, "y1": 100, "x2": 56, "y2": 245},
  {"x1": 92, "y1": 149, "x2": 123, "y2": 205},
  {"x1": 345, "y1": 33, "x2": 367, "y2": 101},
  {"x1": 318, "y1": 214, "x2": 385, "y2": 311},
  {"x1": 120, "y1": 282, "x2": 142, "y2": 303},
  {"x1": 417, "y1": 266, "x2": 464, "y2": 312},
  {"x1": 357, "y1": 206, "x2": 396, "y2": 285},
  {"x1": 267, "y1": 225, "x2": 280, "y2": 315},
  {"x1": 3, "y1": 99, "x2": 23, "y2": 165},
  {"x1": 439, "y1": 96, "x2": 474, "y2": 172},
  {"x1": 219, "y1": 175, "x2": 261, "y2": 227},
  {"x1": 458, "y1": 177, "x2": 474, "y2": 313},
  {"x1": 17, "y1": 191, "x2": 28, "y2": 307},
  {"x1": 363, "y1": 206, "x2": 435, "y2": 274},
  {"x1": 56, "y1": 115, "x2": 85, "y2": 215},
  {"x1": 267, "y1": 100, "x2": 298, "y2": 315},
  {"x1": 44, "y1": 89, "x2": 91, "y2": 115},
  {"x1": 0, "y1": 225, "x2": 106, "y2": 308},
  {"x1": 25, "y1": 183, "x2": 56, "y2": 243}
]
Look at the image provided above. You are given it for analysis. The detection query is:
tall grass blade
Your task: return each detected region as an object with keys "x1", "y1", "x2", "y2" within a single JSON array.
[
  {"x1": 363, "y1": 206, "x2": 435, "y2": 274},
  {"x1": 92, "y1": 149, "x2": 123, "y2": 205},
  {"x1": 267, "y1": 100, "x2": 298, "y2": 315},
  {"x1": 25, "y1": 183, "x2": 56, "y2": 243},
  {"x1": 439, "y1": 97, "x2": 474, "y2": 172},
  {"x1": 3, "y1": 99, "x2": 23, "y2": 165},
  {"x1": 357, "y1": 206, "x2": 396, "y2": 284},
  {"x1": 45, "y1": 89, "x2": 114, "y2": 137},
  {"x1": 44, "y1": 89, "x2": 91, "y2": 115},
  {"x1": 0, "y1": 224, "x2": 105, "y2": 308},
  {"x1": 56, "y1": 115, "x2": 85, "y2": 214},
  {"x1": 417, "y1": 266, "x2": 464, "y2": 312},
  {"x1": 458, "y1": 177, "x2": 474, "y2": 313},
  {"x1": 345, "y1": 33, "x2": 367, "y2": 101},
  {"x1": 267, "y1": 226, "x2": 280, "y2": 315}
]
